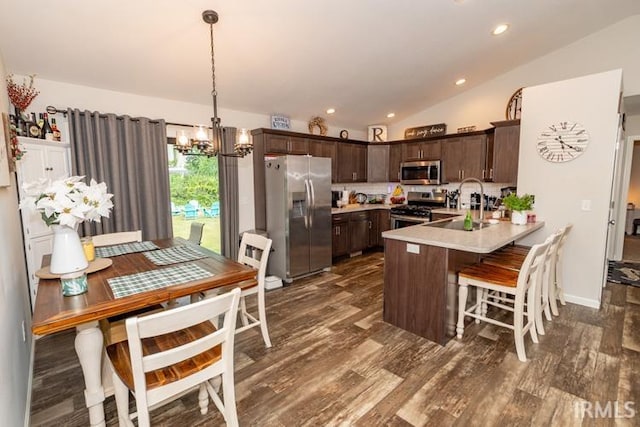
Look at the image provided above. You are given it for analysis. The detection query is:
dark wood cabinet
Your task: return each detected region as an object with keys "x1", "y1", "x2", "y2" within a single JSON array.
[
  {"x1": 388, "y1": 143, "x2": 402, "y2": 182},
  {"x1": 332, "y1": 209, "x2": 389, "y2": 258},
  {"x1": 367, "y1": 144, "x2": 389, "y2": 183},
  {"x1": 337, "y1": 141, "x2": 367, "y2": 183},
  {"x1": 332, "y1": 214, "x2": 350, "y2": 257},
  {"x1": 376, "y1": 210, "x2": 391, "y2": 247},
  {"x1": 264, "y1": 134, "x2": 308, "y2": 154},
  {"x1": 308, "y1": 138, "x2": 337, "y2": 182},
  {"x1": 349, "y1": 211, "x2": 370, "y2": 253},
  {"x1": 252, "y1": 128, "x2": 349, "y2": 230},
  {"x1": 402, "y1": 140, "x2": 441, "y2": 161},
  {"x1": 441, "y1": 134, "x2": 487, "y2": 182},
  {"x1": 488, "y1": 120, "x2": 520, "y2": 184}
]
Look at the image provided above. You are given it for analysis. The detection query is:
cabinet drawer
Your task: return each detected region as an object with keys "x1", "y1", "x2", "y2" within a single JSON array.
[
  {"x1": 349, "y1": 211, "x2": 369, "y2": 221},
  {"x1": 332, "y1": 213, "x2": 350, "y2": 223}
]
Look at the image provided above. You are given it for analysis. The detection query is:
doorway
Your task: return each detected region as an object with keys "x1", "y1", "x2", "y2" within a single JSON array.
[
  {"x1": 622, "y1": 137, "x2": 640, "y2": 261},
  {"x1": 168, "y1": 145, "x2": 221, "y2": 252}
]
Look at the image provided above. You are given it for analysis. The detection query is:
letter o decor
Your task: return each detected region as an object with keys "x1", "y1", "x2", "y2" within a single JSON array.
[{"x1": 308, "y1": 116, "x2": 328, "y2": 136}]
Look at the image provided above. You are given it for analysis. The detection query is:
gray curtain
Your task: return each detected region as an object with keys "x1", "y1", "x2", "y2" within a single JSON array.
[
  {"x1": 67, "y1": 109, "x2": 172, "y2": 240},
  {"x1": 219, "y1": 127, "x2": 239, "y2": 260}
]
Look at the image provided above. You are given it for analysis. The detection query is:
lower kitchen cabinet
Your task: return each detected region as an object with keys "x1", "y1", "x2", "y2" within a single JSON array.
[
  {"x1": 332, "y1": 214, "x2": 350, "y2": 257},
  {"x1": 332, "y1": 209, "x2": 390, "y2": 258},
  {"x1": 376, "y1": 210, "x2": 391, "y2": 247},
  {"x1": 349, "y1": 211, "x2": 370, "y2": 253}
]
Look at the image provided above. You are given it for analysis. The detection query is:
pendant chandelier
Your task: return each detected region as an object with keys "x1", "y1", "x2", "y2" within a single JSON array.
[{"x1": 175, "y1": 10, "x2": 252, "y2": 157}]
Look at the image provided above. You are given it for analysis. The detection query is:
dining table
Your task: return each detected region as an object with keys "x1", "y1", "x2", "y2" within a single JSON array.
[{"x1": 31, "y1": 237, "x2": 257, "y2": 427}]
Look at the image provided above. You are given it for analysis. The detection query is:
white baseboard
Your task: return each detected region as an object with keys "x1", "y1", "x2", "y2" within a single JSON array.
[{"x1": 563, "y1": 294, "x2": 601, "y2": 309}]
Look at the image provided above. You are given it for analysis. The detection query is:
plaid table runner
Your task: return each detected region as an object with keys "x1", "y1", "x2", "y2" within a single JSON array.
[
  {"x1": 107, "y1": 263, "x2": 214, "y2": 298},
  {"x1": 95, "y1": 241, "x2": 159, "y2": 258},
  {"x1": 143, "y1": 245, "x2": 208, "y2": 266}
]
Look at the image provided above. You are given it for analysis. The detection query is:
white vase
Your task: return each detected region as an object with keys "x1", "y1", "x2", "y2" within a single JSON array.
[
  {"x1": 50, "y1": 224, "x2": 89, "y2": 275},
  {"x1": 511, "y1": 210, "x2": 528, "y2": 225}
]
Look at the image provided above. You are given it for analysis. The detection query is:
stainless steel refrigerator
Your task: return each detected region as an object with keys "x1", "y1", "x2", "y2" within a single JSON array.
[{"x1": 265, "y1": 155, "x2": 332, "y2": 282}]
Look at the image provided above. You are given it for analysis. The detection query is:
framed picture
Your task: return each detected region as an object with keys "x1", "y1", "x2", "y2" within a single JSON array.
[
  {"x1": 0, "y1": 113, "x2": 12, "y2": 186},
  {"x1": 271, "y1": 114, "x2": 291, "y2": 130}
]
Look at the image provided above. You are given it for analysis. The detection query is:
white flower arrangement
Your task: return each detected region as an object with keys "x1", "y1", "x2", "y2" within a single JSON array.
[{"x1": 20, "y1": 176, "x2": 114, "y2": 228}]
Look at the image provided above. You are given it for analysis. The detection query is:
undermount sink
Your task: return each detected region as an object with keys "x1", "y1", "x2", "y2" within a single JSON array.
[{"x1": 423, "y1": 218, "x2": 495, "y2": 231}]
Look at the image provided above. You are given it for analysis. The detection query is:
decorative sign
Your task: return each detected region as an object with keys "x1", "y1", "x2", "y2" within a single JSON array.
[
  {"x1": 368, "y1": 125, "x2": 387, "y2": 142},
  {"x1": 457, "y1": 125, "x2": 477, "y2": 133},
  {"x1": 271, "y1": 114, "x2": 291, "y2": 130},
  {"x1": 404, "y1": 123, "x2": 446, "y2": 139},
  {"x1": 339, "y1": 129, "x2": 349, "y2": 139}
]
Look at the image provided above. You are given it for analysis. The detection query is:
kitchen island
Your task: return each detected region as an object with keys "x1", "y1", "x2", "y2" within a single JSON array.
[{"x1": 382, "y1": 217, "x2": 544, "y2": 344}]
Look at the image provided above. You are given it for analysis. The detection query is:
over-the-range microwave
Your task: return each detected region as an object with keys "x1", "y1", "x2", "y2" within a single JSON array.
[{"x1": 400, "y1": 160, "x2": 441, "y2": 185}]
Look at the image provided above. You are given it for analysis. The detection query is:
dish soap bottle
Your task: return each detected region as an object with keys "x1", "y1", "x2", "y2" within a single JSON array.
[{"x1": 463, "y1": 210, "x2": 473, "y2": 231}]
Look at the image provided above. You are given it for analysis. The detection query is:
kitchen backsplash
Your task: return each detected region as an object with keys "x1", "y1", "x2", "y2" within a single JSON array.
[{"x1": 332, "y1": 182, "x2": 513, "y2": 208}]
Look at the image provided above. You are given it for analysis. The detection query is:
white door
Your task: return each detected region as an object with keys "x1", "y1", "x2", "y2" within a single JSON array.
[
  {"x1": 45, "y1": 145, "x2": 71, "y2": 180},
  {"x1": 605, "y1": 116, "x2": 629, "y2": 262}
]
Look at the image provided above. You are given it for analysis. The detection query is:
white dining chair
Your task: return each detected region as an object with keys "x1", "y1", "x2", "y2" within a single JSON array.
[
  {"x1": 204, "y1": 232, "x2": 274, "y2": 348},
  {"x1": 188, "y1": 222, "x2": 205, "y2": 245},
  {"x1": 457, "y1": 238, "x2": 551, "y2": 362},
  {"x1": 107, "y1": 288, "x2": 241, "y2": 427},
  {"x1": 92, "y1": 230, "x2": 142, "y2": 247}
]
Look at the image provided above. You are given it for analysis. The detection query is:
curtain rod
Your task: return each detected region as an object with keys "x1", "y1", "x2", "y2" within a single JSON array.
[{"x1": 46, "y1": 106, "x2": 208, "y2": 129}]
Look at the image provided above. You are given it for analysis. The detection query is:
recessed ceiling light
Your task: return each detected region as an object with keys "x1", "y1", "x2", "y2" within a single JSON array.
[
  {"x1": 326, "y1": 108, "x2": 335, "y2": 114},
  {"x1": 387, "y1": 113, "x2": 395, "y2": 118},
  {"x1": 455, "y1": 78, "x2": 466, "y2": 86},
  {"x1": 492, "y1": 24, "x2": 509, "y2": 35}
]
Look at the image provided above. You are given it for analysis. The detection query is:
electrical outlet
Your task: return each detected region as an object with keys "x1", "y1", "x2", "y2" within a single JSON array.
[
  {"x1": 407, "y1": 243, "x2": 420, "y2": 254},
  {"x1": 581, "y1": 200, "x2": 592, "y2": 211},
  {"x1": 21, "y1": 320, "x2": 26, "y2": 342}
]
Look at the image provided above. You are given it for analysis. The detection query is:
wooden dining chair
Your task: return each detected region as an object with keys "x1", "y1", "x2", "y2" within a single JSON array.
[
  {"x1": 92, "y1": 230, "x2": 142, "y2": 247},
  {"x1": 106, "y1": 288, "x2": 241, "y2": 427},
  {"x1": 457, "y1": 238, "x2": 551, "y2": 362}
]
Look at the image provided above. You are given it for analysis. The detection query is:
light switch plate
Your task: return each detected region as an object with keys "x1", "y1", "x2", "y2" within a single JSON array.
[{"x1": 407, "y1": 243, "x2": 420, "y2": 254}]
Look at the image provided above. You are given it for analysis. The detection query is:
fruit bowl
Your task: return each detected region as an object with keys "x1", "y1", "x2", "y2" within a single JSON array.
[{"x1": 390, "y1": 196, "x2": 405, "y2": 204}]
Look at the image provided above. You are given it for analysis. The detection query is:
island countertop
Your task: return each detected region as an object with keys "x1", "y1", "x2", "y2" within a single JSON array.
[{"x1": 382, "y1": 219, "x2": 545, "y2": 253}]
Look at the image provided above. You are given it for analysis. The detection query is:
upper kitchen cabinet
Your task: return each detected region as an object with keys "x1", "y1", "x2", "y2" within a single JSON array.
[
  {"x1": 388, "y1": 143, "x2": 402, "y2": 182},
  {"x1": 336, "y1": 141, "x2": 367, "y2": 183},
  {"x1": 252, "y1": 128, "x2": 364, "y2": 230},
  {"x1": 440, "y1": 133, "x2": 488, "y2": 182},
  {"x1": 367, "y1": 144, "x2": 389, "y2": 183},
  {"x1": 402, "y1": 140, "x2": 441, "y2": 161},
  {"x1": 264, "y1": 133, "x2": 308, "y2": 154},
  {"x1": 487, "y1": 120, "x2": 520, "y2": 184},
  {"x1": 308, "y1": 137, "x2": 337, "y2": 182}
]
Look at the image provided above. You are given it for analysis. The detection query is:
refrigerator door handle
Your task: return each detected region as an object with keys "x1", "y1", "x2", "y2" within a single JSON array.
[
  {"x1": 303, "y1": 179, "x2": 310, "y2": 229},
  {"x1": 309, "y1": 179, "x2": 316, "y2": 228}
]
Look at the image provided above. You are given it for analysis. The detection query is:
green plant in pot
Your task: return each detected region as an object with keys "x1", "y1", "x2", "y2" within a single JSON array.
[{"x1": 502, "y1": 193, "x2": 534, "y2": 225}]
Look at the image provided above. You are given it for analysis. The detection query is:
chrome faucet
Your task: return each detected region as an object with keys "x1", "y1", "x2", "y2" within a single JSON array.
[{"x1": 457, "y1": 177, "x2": 485, "y2": 222}]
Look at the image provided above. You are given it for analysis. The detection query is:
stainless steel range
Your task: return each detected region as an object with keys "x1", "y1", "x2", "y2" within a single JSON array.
[{"x1": 390, "y1": 190, "x2": 448, "y2": 229}]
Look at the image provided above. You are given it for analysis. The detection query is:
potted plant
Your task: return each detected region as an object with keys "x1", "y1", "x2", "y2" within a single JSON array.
[{"x1": 502, "y1": 193, "x2": 534, "y2": 225}]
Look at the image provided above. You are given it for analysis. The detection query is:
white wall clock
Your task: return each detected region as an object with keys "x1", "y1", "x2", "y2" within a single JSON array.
[{"x1": 536, "y1": 121, "x2": 589, "y2": 163}]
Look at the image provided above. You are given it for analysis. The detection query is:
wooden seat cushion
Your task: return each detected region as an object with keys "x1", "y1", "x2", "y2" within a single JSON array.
[
  {"x1": 497, "y1": 244, "x2": 530, "y2": 256},
  {"x1": 481, "y1": 252, "x2": 526, "y2": 271},
  {"x1": 106, "y1": 320, "x2": 222, "y2": 391},
  {"x1": 458, "y1": 263, "x2": 519, "y2": 287}
]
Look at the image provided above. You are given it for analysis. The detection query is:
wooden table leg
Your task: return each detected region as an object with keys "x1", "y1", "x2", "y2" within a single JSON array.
[{"x1": 75, "y1": 322, "x2": 106, "y2": 427}]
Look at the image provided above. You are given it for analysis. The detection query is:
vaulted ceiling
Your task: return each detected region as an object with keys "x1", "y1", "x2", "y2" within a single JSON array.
[{"x1": 1, "y1": 0, "x2": 639, "y2": 128}]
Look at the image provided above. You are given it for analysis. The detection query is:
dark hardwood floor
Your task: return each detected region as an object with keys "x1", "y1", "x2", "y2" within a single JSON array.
[{"x1": 30, "y1": 252, "x2": 640, "y2": 426}]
